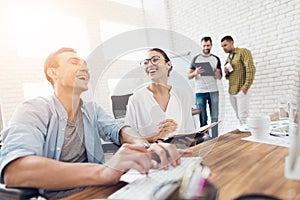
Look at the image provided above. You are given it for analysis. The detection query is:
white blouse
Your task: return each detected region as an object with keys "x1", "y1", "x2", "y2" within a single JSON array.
[{"x1": 125, "y1": 86, "x2": 195, "y2": 136}]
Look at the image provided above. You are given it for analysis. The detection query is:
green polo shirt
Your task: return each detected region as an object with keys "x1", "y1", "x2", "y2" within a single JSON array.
[{"x1": 225, "y1": 47, "x2": 256, "y2": 95}]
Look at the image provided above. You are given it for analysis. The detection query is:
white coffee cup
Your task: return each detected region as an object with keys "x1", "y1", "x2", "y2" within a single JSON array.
[
  {"x1": 225, "y1": 63, "x2": 234, "y2": 72},
  {"x1": 247, "y1": 116, "x2": 270, "y2": 140}
]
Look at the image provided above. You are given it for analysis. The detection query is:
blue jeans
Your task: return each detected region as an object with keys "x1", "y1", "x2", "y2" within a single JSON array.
[{"x1": 196, "y1": 91, "x2": 219, "y2": 138}]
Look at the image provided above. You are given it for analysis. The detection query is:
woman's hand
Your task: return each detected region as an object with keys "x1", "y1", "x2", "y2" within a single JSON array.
[{"x1": 156, "y1": 119, "x2": 178, "y2": 139}]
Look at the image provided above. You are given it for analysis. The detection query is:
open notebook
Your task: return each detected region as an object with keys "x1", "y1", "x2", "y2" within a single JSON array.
[{"x1": 157, "y1": 121, "x2": 221, "y2": 143}]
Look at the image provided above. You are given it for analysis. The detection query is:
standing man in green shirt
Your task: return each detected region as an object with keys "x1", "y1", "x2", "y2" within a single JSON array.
[{"x1": 221, "y1": 36, "x2": 256, "y2": 130}]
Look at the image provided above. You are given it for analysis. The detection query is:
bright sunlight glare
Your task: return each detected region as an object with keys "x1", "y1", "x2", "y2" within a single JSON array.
[{"x1": 11, "y1": 3, "x2": 90, "y2": 58}]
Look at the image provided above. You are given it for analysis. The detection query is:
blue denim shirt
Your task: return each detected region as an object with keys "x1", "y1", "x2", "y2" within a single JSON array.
[{"x1": 0, "y1": 95, "x2": 124, "y2": 182}]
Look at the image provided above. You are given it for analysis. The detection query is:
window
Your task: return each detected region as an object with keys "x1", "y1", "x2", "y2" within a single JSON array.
[{"x1": 11, "y1": 4, "x2": 90, "y2": 58}]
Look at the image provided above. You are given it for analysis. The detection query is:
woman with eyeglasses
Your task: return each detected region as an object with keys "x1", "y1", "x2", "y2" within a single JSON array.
[{"x1": 124, "y1": 48, "x2": 196, "y2": 144}]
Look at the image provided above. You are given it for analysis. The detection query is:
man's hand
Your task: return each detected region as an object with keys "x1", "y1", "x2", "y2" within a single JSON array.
[
  {"x1": 147, "y1": 143, "x2": 192, "y2": 170},
  {"x1": 195, "y1": 67, "x2": 205, "y2": 75},
  {"x1": 224, "y1": 67, "x2": 230, "y2": 75},
  {"x1": 240, "y1": 86, "x2": 248, "y2": 94},
  {"x1": 105, "y1": 143, "x2": 192, "y2": 179},
  {"x1": 188, "y1": 68, "x2": 204, "y2": 79},
  {"x1": 215, "y1": 69, "x2": 222, "y2": 79},
  {"x1": 105, "y1": 144, "x2": 152, "y2": 176}
]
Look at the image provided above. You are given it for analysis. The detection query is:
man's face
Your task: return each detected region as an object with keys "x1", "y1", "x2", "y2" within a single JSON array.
[
  {"x1": 221, "y1": 40, "x2": 234, "y2": 53},
  {"x1": 54, "y1": 52, "x2": 90, "y2": 93},
  {"x1": 202, "y1": 40, "x2": 212, "y2": 55}
]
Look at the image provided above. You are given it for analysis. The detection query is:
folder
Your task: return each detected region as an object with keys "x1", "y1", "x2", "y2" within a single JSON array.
[{"x1": 157, "y1": 121, "x2": 220, "y2": 143}]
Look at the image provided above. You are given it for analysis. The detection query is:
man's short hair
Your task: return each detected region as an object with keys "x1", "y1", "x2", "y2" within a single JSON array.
[
  {"x1": 44, "y1": 48, "x2": 76, "y2": 86},
  {"x1": 201, "y1": 36, "x2": 212, "y2": 43},
  {"x1": 221, "y1": 36, "x2": 234, "y2": 42}
]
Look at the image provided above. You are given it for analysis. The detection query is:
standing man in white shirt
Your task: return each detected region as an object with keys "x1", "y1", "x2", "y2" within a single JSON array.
[{"x1": 188, "y1": 37, "x2": 222, "y2": 138}]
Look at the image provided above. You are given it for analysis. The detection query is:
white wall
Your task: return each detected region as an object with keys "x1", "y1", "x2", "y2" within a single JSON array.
[{"x1": 165, "y1": 0, "x2": 300, "y2": 133}]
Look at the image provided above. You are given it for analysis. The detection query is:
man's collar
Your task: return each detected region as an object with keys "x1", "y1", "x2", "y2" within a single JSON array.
[
  {"x1": 51, "y1": 94, "x2": 68, "y2": 116},
  {"x1": 201, "y1": 53, "x2": 211, "y2": 57},
  {"x1": 51, "y1": 94, "x2": 84, "y2": 115},
  {"x1": 232, "y1": 47, "x2": 238, "y2": 54}
]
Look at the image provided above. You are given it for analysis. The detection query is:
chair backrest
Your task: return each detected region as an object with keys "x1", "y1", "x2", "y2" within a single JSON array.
[
  {"x1": 0, "y1": 183, "x2": 39, "y2": 199},
  {"x1": 111, "y1": 94, "x2": 133, "y2": 119}
]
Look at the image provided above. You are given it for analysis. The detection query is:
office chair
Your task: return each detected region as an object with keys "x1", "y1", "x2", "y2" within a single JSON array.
[
  {"x1": 0, "y1": 183, "x2": 40, "y2": 199},
  {"x1": 103, "y1": 94, "x2": 133, "y2": 154},
  {"x1": 192, "y1": 107, "x2": 203, "y2": 129},
  {"x1": 110, "y1": 93, "x2": 133, "y2": 119}
]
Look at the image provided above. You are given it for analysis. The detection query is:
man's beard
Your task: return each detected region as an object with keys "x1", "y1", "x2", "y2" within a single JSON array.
[{"x1": 203, "y1": 49, "x2": 211, "y2": 55}]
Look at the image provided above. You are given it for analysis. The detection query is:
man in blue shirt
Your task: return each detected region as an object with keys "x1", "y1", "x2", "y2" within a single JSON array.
[{"x1": 0, "y1": 48, "x2": 186, "y2": 199}]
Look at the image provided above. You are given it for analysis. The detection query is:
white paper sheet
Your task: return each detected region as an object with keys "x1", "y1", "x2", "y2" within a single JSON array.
[{"x1": 242, "y1": 134, "x2": 290, "y2": 148}]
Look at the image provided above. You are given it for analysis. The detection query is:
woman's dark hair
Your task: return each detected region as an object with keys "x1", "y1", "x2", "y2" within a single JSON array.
[{"x1": 148, "y1": 48, "x2": 173, "y2": 76}]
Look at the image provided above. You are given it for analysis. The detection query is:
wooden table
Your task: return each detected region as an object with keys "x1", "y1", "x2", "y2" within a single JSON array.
[{"x1": 63, "y1": 130, "x2": 300, "y2": 200}]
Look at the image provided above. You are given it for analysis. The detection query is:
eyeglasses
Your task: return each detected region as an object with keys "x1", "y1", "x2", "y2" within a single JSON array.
[{"x1": 140, "y1": 56, "x2": 168, "y2": 68}]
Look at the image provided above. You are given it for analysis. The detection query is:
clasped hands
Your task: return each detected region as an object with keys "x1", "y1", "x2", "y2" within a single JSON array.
[{"x1": 147, "y1": 119, "x2": 197, "y2": 148}]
